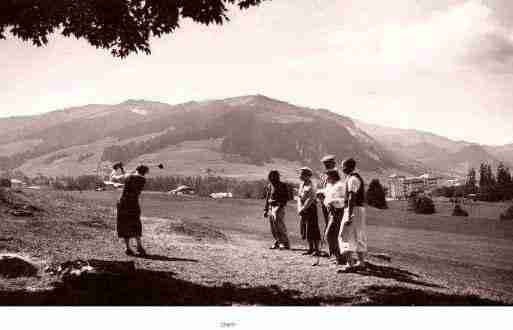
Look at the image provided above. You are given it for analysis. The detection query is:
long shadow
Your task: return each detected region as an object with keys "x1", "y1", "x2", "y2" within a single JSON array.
[
  {"x1": 289, "y1": 248, "x2": 309, "y2": 252},
  {"x1": 357, "y1": 285, "x2": 506, "y2": 306},
  {"x1": 135, "y1": 254, "x2": 198, "y2": 262},
  {"x1": 0, "y1": 260, "x2": 507, "y2": 306},
  {"x1": 341, "y1": 262, "x2": 443, "y2": 289},
  {"x1": 0, "y1": 260, "x2": 352, "y2": 306}
]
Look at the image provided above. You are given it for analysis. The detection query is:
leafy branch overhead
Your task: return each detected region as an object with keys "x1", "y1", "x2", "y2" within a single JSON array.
[{"x1": 0, "y1": 0, "x2": 268, "y2": 57}]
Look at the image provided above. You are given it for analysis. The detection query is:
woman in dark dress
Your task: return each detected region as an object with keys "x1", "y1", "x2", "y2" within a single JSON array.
[
  {"x1": 112, "y1": 164, "x2": 149, "y2": 256},
  {"x1": 297, "y1": 167, "x2": 321, "y2": 256}
]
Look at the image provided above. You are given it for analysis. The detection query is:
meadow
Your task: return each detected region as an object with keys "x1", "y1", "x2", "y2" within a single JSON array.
[
  {"x1": 72, "y1": 190, "x2": 513, "y2": 301},
  {"x1": 1, "y1": 188, "x2": 512, "y2": 305}
]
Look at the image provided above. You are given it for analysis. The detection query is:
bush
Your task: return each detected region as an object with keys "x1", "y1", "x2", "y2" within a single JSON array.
[
  {"x1": 409, "y1": 194, "x2": 436, "y2": 214},
  {"x1": 366, "y1": 179, "x2": 387, "y2": 209},
  {"x1": 500, "y1": 204, "x2": 513, "y2": 221},
  {"x1": 452, "y1": 204, "x2": 469, "y2": 217},
  {"x1": 0, "y1": 178, "x2": 11, "y2": 188}
]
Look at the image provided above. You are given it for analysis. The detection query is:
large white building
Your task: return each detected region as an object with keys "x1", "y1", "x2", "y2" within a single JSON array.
[{"x1": 387, "y1": 173, "x2": 442, "y2": 200}]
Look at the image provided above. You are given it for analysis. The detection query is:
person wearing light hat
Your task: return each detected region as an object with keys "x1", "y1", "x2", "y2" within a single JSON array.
[
  {"x1": 317, "y1": 154, "x2": 339, "y2": 258},
  {"x1": 297, "y1": 167, "x2": 321, "y2": 256},
  {"x1": 338, "y1": 158, "x2": 367, "y2": 271}
]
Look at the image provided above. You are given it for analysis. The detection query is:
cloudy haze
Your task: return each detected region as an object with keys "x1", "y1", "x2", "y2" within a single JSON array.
[{"x1": 1, "y1": 0, "x2": 513, "y2": 145}]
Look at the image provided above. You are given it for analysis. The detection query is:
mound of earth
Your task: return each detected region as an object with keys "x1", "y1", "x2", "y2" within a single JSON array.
[
  {"x1": 156, "y1": 218, "x2": 228, "y2": 242},
  {"x1": 0, "y1": 254, "x2": 39, "y2": 278},
  {"x1": 0, "y1": 188, "x2": 45, "y2": 216}
]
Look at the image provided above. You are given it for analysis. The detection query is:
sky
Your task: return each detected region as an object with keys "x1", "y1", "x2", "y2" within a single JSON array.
[{"x1": 1, "y1": 0, "x2": 513, "y2": 145}]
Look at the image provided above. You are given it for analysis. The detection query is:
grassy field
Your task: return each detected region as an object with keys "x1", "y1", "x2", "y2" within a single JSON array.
[
  {"x1": 74, "y1": 191, "x2": 513, "y2": 298},
  {"x1": 1, "y1": 188, "x2": 512, "y2": 305}
]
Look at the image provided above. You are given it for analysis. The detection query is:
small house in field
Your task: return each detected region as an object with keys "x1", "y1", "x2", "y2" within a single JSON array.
[
  {"x1": 169, "y1": 185, "x2": 196, "y2": 195},
  {"x1": 210, "y1": 192, "x2": 233, "y2": 199},
  {"x1": 10, "y1": 179, "x2": 25, "y2": 189}
]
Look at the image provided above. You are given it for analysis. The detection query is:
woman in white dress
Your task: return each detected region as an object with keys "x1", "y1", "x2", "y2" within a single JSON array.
[{"x1": 338, "y1": 158, "x2": 367, "y2": 270}]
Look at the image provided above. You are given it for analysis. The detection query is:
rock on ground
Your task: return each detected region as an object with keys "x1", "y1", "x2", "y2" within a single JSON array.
[{"x1": 0, "y1": 254, "x2": 39, "y2": 278}]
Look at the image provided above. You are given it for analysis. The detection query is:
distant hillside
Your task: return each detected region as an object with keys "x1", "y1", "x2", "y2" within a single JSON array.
[
  {"x1": 355, "y1": 120, "x2": 508, "y2": 176},
  {"x1": 0, "y1": 95, "x2": 413, "y2": 181},
  {"x1": 485, "y1": 144, "x2": 513, "y2": 166}
]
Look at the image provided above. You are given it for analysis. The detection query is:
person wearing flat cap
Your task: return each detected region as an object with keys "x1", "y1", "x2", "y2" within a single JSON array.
[
  {"x1": 317, "y1": 154, "x2": 339, "y2": 258},
  {"x1": 263, "y1": 170, "x2": 290, "y2": 250},
  {"x1": 338, "y1": 158, "x2": 367, "y2": 271},
  {"x1": 297, "y1": 167, "x2": 321, "y2": 256}
]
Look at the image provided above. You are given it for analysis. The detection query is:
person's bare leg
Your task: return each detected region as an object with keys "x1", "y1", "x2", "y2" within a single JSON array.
[
  {"x1": 135, "y1": 237, "x2": 146, "y2": 255},
  {"x1": 355, "y1": 252, "x2": 366, "y2": 268},
  {"x1": 312, "y1": 240, "x2": 320, "y2": 256},
  {"x1": 303, "y1": 241, "x2": 314, "y2": 255},
  {"x1": 124, "y1": 238, "x2": 135, "y2": 256}
]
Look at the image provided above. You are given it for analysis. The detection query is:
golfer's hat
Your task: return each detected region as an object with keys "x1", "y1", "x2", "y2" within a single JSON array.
[
  {"x1": 298, "y1": 167, "x2": 313, "y2": 176},
  {"x1": 321, "y1": 154, "x2": 336, "y2": 163},
  {"x1": 112, "y1": 162, "x2": 123, "y2": 170}
]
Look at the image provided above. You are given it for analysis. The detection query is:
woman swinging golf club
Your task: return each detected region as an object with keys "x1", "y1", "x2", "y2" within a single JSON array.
[{"x1": 110, "y1": 162, "x2": 162, "y2": 256}]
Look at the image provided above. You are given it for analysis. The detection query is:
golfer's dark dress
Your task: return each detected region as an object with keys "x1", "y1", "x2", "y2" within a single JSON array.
[
  {"x1": 298, "y1": 181, "x2": 321, "y2": 242},
  {"x1": 117, "y1": 174, "x2": 145, "y2": 238}
]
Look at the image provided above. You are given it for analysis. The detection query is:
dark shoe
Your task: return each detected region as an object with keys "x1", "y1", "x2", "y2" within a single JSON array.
[
  {"x1": 125, "y1": 248, "x2": 135, "y2": 256},
  {"x1": 269, "y1": 243, "x2": 279, "y2": 250},
  {"x1": 279, "y1": 244, "x2": 290, "y2": 250},
  {"x1": 137, "y1": 246, "x2": 147, "y2": 256}
]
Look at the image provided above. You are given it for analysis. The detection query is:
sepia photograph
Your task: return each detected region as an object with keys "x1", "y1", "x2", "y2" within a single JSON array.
[{"x1": 1, "y1": 0, "x2": 512, "y2": 323}]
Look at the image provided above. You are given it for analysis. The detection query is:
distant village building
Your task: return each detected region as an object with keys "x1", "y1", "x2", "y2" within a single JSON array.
[
  {"x1": 168, "y1": 185, "x2": 196, "y2": 195},
  {"x1": 387, "y1": 173, "x2": 442, "y2": 200},
  {"x1": 445, "y1": 178, "x2": 466, "y2": 187},
  {"x1": 10, "y1": 179, "x2": 26, "y2": 189}
]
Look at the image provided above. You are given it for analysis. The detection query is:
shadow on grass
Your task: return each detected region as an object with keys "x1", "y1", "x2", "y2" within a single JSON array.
[
  {"x1": 342, "y1": 262, "x2": 443, "y2": 289},
  {"x1": 135, "y1": 254, "x2": 198, "y2": 262},
  {"x1": 0, "y1": 260, "x2": 506, "y2": 306},
  {"x1": 0, "y1": 260, "x2": 352, "y2": 306},
  {"x1": 357, "y1": 285, "x2": 506, "y2": 306}
]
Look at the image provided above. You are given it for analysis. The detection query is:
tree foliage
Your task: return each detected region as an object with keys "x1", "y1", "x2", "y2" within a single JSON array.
[
  {"x1": 500, "y1": 204, "x2": 513, "y2": 221},
  {"x1": 366, "y1": 179, "x2": 387, "y2": 209},
  {"x1": 477, "y1": 162, "x2": 513, "y2": 202},
  {"x1": 452, "y1": 204, "x2": 468, "y2": 217},
  {"x1": 0, "y1": 0, "x2": 268, "y2": 57},
  {"x1": 465, "y1": 167, "x2": 477, "y2": 195},
  {"x1": 408, "y1": 192, "x2": 435, "y2": 215}
]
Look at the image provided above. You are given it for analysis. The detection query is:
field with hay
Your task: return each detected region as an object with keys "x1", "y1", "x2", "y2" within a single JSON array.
[{"x1": 1, "y1": 188, "x2": 512, "y2": 305}]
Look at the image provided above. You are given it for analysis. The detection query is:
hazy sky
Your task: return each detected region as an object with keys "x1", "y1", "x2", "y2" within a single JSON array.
[{"x1": 1, "y1": 0, "x2": 513, "y2": 145}]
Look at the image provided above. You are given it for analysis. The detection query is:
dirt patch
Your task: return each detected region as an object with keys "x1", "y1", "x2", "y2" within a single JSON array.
[
  {"x1": 157, "y1": 219, "x2": 228, "y2": 242},
  {"x1": 77, "y1": 219, "x2": 113, "y2": 229},
  {"x1": 0, "y1": 237, "x2": 23, "y2": 251},
  {"x1": 0, "y1": 254, "x2": 39, "y2": 278}
]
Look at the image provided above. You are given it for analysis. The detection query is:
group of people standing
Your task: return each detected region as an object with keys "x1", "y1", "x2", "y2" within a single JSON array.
[
  {"x1": 111, "y1": 155, "x2": 367, "y2": 271},
  {"x1": 264, "y1": 155, "x2": 367, "y2": 271}
]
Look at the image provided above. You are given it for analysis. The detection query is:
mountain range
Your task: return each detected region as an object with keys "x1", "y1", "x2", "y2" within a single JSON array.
[{"x1": 0, "y1": 95, "x2": 510, "y2": 182}]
